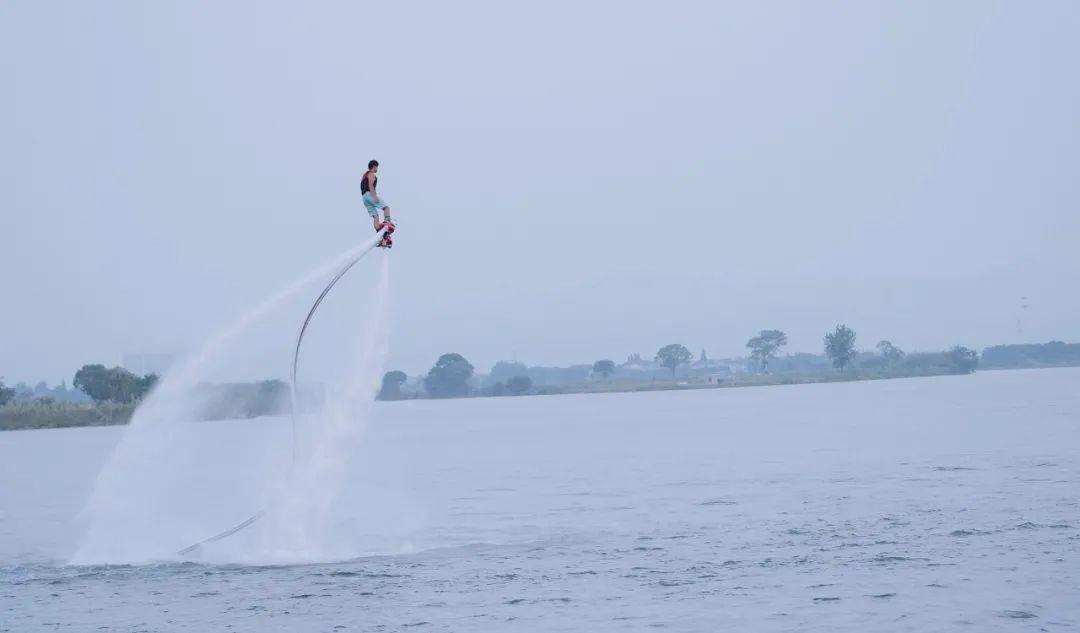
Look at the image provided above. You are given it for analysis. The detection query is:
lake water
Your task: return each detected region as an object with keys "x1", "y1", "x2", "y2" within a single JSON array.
[{"x1": 2, "y1": 368, "x2": 1078, "y2": 631}]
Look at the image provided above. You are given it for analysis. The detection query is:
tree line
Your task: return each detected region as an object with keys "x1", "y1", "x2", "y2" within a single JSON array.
[
  {"x1": 73, "y1": 364, "x2": 159, "y2": 404},
  {"x1": 0, "y1": 365, "x2": 290, "y2": 422},
  {"x1": 376, "y1": 324, "x2": 981, "y2": 401},
  {"x1": 981, "y1": 341, "x2": 1080, "y2": 368},
  {"x1": 743, "y1": 324, "x2": 977, "y2": 374},
  {"x1": 0, "y1": 330, "x2": 1050, "y2": 411},
  {"x1": 0, "y1": 365, "x2": 159, "y2": 408}
]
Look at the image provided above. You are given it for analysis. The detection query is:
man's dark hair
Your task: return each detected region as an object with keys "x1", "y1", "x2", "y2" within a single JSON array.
[{"x1": 368, "y1": 159, "x2": 379, "y2": 169}]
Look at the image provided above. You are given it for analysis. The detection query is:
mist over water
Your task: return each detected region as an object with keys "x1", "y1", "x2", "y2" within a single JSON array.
[{"x1": 71, "y1": 241, "x2": 391, "y2": 565}]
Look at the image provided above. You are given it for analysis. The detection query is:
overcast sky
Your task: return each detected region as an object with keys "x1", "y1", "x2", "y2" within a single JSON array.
[{"x1": 2, "y1": 1, "x2": 1079, "y2": 384}]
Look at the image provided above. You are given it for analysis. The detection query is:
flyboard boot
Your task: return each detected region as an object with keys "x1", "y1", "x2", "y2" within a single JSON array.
[{"x1": 376, "y1": 218, "x2": 396, "y2": 248}]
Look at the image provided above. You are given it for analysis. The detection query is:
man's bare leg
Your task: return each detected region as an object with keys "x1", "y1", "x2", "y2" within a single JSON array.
[
  {"x1": 373, "y1": 209, "x2": 393, "y2": 231},
  {"x1": 375, "y1": 209, "x2": 395, "y2": 248}
]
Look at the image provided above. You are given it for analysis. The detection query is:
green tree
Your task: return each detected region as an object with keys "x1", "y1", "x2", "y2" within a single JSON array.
[
  {"x1": 824, "y1": 325, "x2": 857, "y2": 370},
  {"x1": 946, "y1": 345, "x2": 979, "y2": 374},
  {"x1": 74, "y1": 364, "x2": 156, "y2": 403},
  {"x1": 378, "y1": 370, "x2": 408, "y2": 400},
  {"x1": 592, "y1": 359, "x2": 616, "y2": 379},
  {"x1": 112, "y1": 368, "x2": 155, "y2": 402},
  {"x1": 489, "y1": 361, "x2": 529, "y2": 383},
  {"x1": 138, "y1": 373, "x2": 159, "y2": 399},
  {"x1": 424, "y1": 353, "x2": 475, "y2": 398},
  {"x1": 73, "y1": 364, "x2": 112, "y2": 402},
  {"x1": 746, "y1": 329, "x2": 788, "y2": 372},
  {"x1": 981, "y1": 341, "x2": 1080, "y2": 368},
  {"x1": 655, "y1": 344, "x2": 692, "y2": 377},
  {"x1": 876, "y1": 340, "x2": 905, "y2": 363},
  {"x1": 506, "y1": 375, "x2": 533, "y2": 396},
  {"x1": 0, "y1": 379, "x2": 15, "y2": 406}
]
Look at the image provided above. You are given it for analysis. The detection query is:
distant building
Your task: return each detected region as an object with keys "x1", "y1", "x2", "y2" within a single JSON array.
[
  {"x1": 703, "y1": 367, "x2": 732, "y2": 383},
  {"x1": 687, "y1": 348, "x2": 745, "y2": 374},
  {"x1": 622, "y1": 353, "x2": 653, "y2": 370}
]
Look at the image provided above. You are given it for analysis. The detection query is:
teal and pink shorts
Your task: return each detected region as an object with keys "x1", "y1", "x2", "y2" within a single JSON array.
[{"x1": 363, "y1": 192, "x2": 388, "y2": 217}]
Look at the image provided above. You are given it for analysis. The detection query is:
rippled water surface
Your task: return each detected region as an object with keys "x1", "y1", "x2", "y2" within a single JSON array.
[{"x1": 2, "y1": 368, "x2": 1079, "y2": 631}]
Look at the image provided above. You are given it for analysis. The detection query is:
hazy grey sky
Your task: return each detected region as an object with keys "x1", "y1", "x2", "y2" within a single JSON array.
[{"x1": 3, "y1": 1, "x2": 1079, "y2": 383}]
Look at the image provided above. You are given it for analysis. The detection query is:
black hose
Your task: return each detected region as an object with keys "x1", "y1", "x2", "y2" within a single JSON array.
[{"x1": 177, "y1": 229, "x2": 386, "y2": 556}]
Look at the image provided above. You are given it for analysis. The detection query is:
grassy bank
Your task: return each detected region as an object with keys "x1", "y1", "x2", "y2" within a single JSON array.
[
  {"x1": 493, "y1": 366, "x2": 968, "y2": 397},
  {"x1": 0, "y1": 401, "x2": 135, "y2": 431},
  {"x1": 0, "y1": 366, "x2": 980, "y2": 431}
]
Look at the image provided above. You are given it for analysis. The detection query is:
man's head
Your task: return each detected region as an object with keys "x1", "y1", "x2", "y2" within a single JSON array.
[{"x1": 368, "y1": 159, "x2": 379, "y2": 173}]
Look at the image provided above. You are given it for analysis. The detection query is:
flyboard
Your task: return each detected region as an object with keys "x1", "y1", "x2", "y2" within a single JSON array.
[{"x1": 178, "y1": 222, "x2": 394, "y2": 556}]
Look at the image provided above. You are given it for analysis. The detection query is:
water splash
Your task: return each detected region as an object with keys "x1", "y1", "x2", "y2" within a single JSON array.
[
  {"x1": 254, "y1": 251, "x2": 392, "y2": 563},
  {"x1": 71, "y1": 237, "x2": 390, "y2": 565}
]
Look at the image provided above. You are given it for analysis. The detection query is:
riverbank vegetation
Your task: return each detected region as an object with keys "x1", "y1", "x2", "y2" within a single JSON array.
[
  {"x1": 3, "y1": 333, "x2": 1077, "y2": 431},
  {"x1": 981, "y1": 341, "x2": 1080, "y2": 368},
  {"x1": 377, "y1": 324, "x2": 986, "y2": 401},
  {"x1": 0, "y1": 401, "x2": 135, "y2": 430}
]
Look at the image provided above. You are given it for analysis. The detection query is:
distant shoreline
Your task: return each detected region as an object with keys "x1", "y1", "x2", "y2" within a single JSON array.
[{"x1": 4, "y1": 364, "x2": 1079, "y2": 432}]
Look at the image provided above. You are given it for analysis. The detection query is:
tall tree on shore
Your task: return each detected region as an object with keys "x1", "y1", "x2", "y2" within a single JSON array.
[
  {"x1": 946, "y1": 345, "x2": 979, "y2": 374},
  {"x1": 73, "y1": 364, "x2": 155, "y2": 403},
  {"x1": 489, "y1": 361, "x2": 529, "y2": 383},
  {"x1": 378, "y1": 370, "x2": 408, "y2": 400},
  {"x1": 506, "y1": 375, "x2": 533, "y2": 396},
  {"x1": 424, "y1": 353, "x2": 475, "y2": 398},
  {"x1": 825, "y1": 325, "x2": 858, "y2": 370},
  {"x1": 138, "y1": 373, "x2": 159, "y2": 398},
  {"x1": 0, "y1": 379, "x2": 15, "y2": 406},
  {"x1": 746, "y1": 330, "x2": 788, "y2": 372},
  {"x1": 876, "y1": 340, "x2": 905, "y2": 363},
  {"x1": 73, "y1": 365, "x2": 110, "y2": 402},
  {"x1": 592, "y1": 359, "x2": 616, "y2": 379},
  {"x1": 655, "y1": 344, "x2": 692, "y2": 377}
]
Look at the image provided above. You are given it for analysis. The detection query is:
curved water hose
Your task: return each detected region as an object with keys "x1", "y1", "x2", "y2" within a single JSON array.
[{"x1": 177, "y1": 229, "x2": 387, "y2": 556}]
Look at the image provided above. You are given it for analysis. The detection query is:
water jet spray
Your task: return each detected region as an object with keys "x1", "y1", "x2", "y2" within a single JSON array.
[{"x1": 176, "y1": 228, "x2": 388, "y2": 556}]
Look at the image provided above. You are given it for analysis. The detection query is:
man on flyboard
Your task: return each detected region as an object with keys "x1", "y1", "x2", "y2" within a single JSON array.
[{"x1": 362, "y1": 159, "x2": 395, "y2": 248}]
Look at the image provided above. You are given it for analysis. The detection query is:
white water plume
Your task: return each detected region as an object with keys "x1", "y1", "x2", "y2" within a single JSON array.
[
  {"x1": 71, "y1": 236, "x2": 391, "y2": 565},
  {"x1": 253, "y1": 251, "x2": 392, "y2": 563}
]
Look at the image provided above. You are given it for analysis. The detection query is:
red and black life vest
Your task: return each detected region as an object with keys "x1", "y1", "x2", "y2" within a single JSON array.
[{"x1": 361, "y1": 170, "x2": 377, "y2": 194}]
